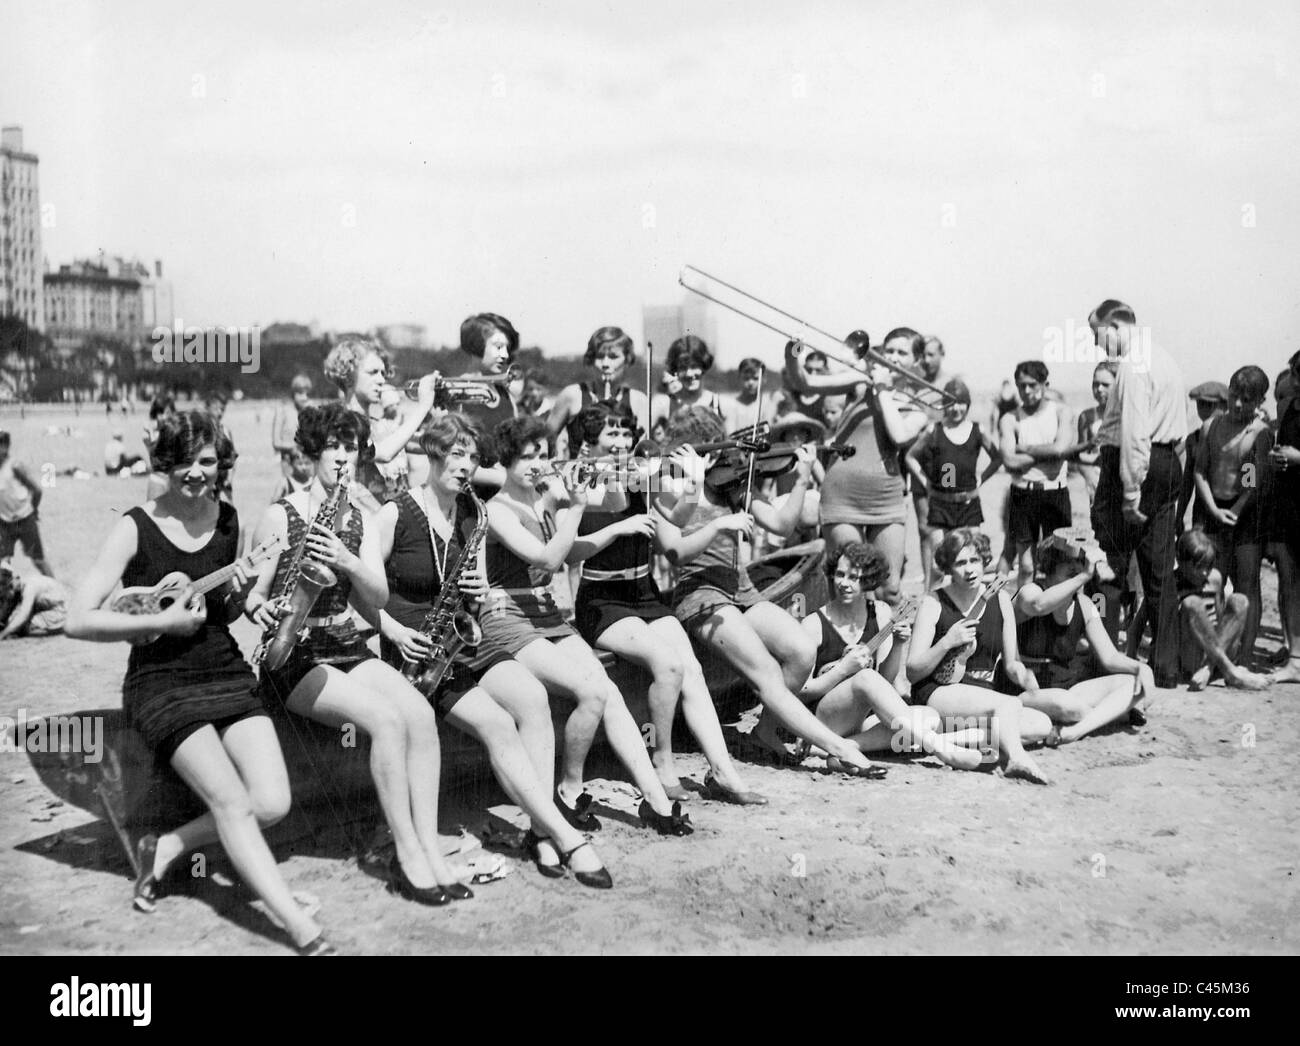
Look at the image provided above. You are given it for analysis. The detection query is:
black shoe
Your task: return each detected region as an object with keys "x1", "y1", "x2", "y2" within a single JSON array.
[
  {"x1": 133, "y1": 834, "x2": 161, "y2": 914},
  {"x1": 443, "y1": 882, "x2": 474, "y2": 902},
  {"x1": 699, "y1": 773, "x2": 768, "y2": 806},
  {"x1": 294, "y1": 933, "x2": 339, "y2": 956},
  {"x1": 523, "y1": 829, "x2": 565, "y2": 879},
  {"x1": 638, "y1": 799, "x2": 694, "y2": 837},
  {"x1": 1128, "y1": 706, "x2": 1148, "y2": 727},
  {"x1": 387, "y1": 855, "x2": 452, "y2": 907},
  {"x1": 555, "y1": 787, "x2": 602, "y2": 832},
  {"x1": 557, "y1": 840, "x2": 613, "y2": 890}
]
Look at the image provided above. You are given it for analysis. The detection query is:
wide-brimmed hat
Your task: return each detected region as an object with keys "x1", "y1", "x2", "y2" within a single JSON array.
[{"x1": 769, "y1": 411, "x2": 827, "y2": 442}]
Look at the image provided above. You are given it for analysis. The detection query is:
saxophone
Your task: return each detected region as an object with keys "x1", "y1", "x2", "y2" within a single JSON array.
[
  {"x1": 253, "y1": 463, "x2": 350, "y2": 671},
  {"x1": 931, "y1": 576, "x2": 1011, "y2": 686},
  {"x1": 403, "y1": 483, "x2": 489, "y2": 699}
]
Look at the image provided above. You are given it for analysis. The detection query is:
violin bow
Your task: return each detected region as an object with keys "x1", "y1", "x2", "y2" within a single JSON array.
[
  {"x1": 645, "y1": 340, "x2": 654, "y2": 440},
  {"x1": 735, "y1": 363, "x2": 766, "y2": 572}
]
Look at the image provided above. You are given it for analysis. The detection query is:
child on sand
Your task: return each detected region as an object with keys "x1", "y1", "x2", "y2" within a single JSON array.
[
  {"x1": 0, "y1": 563, "x2": 69, "y2": 638},
  {"x1": 1173, "y1": 529, "x2": 1270, "y2": 690},
  {"x1": 1193, "y1": 366, "x2": 1273, "y2": 671}
]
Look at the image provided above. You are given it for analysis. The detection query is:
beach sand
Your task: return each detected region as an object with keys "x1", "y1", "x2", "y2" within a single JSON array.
[{"x1": 1, "y1": 401, "x2": 1295, "y2": 955}]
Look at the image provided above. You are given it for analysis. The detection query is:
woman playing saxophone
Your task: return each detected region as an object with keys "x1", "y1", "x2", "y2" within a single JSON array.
[
  {"x1": 372, "y1": 413, "x2": 612, "y2": 887},
  {"x1": 246, "y1": 403, "x2": 470, "y2": 905}
]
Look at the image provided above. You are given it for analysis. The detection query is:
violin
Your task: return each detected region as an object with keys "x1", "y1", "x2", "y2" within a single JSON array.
[{"x1": 701, "y1": 436, "x2": 855, "y2": 491}]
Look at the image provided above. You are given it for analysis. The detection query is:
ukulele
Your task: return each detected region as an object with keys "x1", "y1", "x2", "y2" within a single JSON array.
[
  {"x1": 931, "y1": 576, "x2": 1011, "y2": 685},
  {"x1": 107, "y1": 533, "x2": 286, "y2": 644},
  {"x1": 820, "y1": 596, "x2": 919, "y2": 674}
]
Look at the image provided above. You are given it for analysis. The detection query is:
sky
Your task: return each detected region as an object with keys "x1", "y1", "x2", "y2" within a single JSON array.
[{"x1": 3, "y1": 0, "x2": 1299, "y2": 394}]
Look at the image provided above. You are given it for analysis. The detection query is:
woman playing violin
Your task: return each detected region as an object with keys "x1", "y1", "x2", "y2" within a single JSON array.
[
  {"x1": 655, "y1": 406, "x2": 880, "y2": 775},
  {"x1": 566, "y1": 401, "x2": 765, "y2": 804}
]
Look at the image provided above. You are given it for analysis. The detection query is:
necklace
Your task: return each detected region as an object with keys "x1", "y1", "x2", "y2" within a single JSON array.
[{"x1": 420, "y1": 489, "x2": 458, "y2": 584}]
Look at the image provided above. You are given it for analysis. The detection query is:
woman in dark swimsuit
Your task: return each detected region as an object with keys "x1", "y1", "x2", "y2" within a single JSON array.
[
  {"x1": 483, "y1": 415, "x2": 694, "y2": 839},
  {"x1": 374, "y1": 412, "x2": 611, "y2": 887},
  {"x1": 547, "y1": 326, "x2": 652, "y2": 457},
  {"x1": 247, "y1": 403, "x2": 466, "y2": 906},
  {"x1": 799, "y1": 542, "x2": 984, "y2": 770},
  {"x1": 566, "y1": 401, "x2": 763, "y2": 804},
  {"x1": 1013, "y1": 536, "x2": 1151, "y2": 742},
  {"x1": 67, "y1": 412, "x2": 330, "y2": 954},
  {"x1": 905, "y1": 528, "x2": 1053, "y2": 784}
]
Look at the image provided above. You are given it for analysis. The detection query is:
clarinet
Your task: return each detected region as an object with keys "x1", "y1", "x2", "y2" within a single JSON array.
[
  {"x1": 403, "y1": 483, "x2": 490, "y2": 699},
  {"x1": 253, "y1": 463, "x2": 350, "y2": 671}
]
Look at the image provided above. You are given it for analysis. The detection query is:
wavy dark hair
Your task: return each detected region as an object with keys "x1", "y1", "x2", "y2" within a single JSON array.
[
  {"x1": 150, "y1": 411, "x2": 237, "y2": 474},
  {"x1": 294, "y1": 403, "x2": 374, "y2": 463},
  {"x1": 493, "y1": 415, "x2": 549, "y2": 467},
  {"x1": 419, "y1": 411, "x2": 490, "y2": 466},
  {"x1": 827, "y1": 541, "x2": 889, "y2": 591},
  {"x1": 575, "y1": 400, "x2": 636, "y2": 449},
  {"x1": 934, "y1": 527, "x2": 993, "y2": 573},
  {"x1": 666, "y1": 335, "x2": 713, "y2": 374},
  {"x1": 665, "y1": 404, "x2": 726, "y2": 449},
  {"x1": 460, "y1": 313, "x2": 519, "y2": 361},
  {"x1": 585, "y1": 326, "x2": 635, "y2": 367},
  {"x1": 0, "y1": 566, "x2": 20, "y2": 628}
]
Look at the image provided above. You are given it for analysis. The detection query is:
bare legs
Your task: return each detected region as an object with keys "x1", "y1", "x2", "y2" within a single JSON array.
[
  {"x1": 1180, "y1": 593, "x2": 1271, "y2": 690},
  {"x1": 1021, "y1": 674, "x2": 1141, "y2": 743},
  {"x1": 284, "y1": 661, "x2": 460, "y2": 890},
  {"x1": 595, "y1": 615, "x2": 753, "y2": 793},
  {"x1": 925, "y1": 684, "x2": 1051, "y2": 784},
  {"x1": 158, "y1": 719, "x2": 321, "y2": 948},
  {"x1": 515, "y1": 634, "x2": 680, "y2": 817},
  {"x1": 693, "y1": 601, "x2": 873, "y2": 769}
]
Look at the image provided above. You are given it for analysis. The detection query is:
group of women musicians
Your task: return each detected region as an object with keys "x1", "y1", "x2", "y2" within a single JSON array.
[{"x1": 64, "y1": 316, "x2": 1148, "y2": 954}]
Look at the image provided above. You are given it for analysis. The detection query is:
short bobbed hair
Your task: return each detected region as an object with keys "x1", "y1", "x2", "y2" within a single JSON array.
[
  {"x1": 827, "y1": 541, "x2": 889, "y2": 591},
  {"x1": 151, "y1": 411, "x2": 236, "y2": 475},
  {"x1": 493, "y1": 415, "x2": 549, "y2": 467},
  {"x1": 666, "y1": 335, "x2": 713, "y2": 374},
  {"x1": 295, "y1": 403, "x2": 374, "y2": 463},
  {"x1": 585, "y1": 326, "x2": 635, "y2": 367},
  {"x1": 461, "y1": 313, "x2": 519, "y2": 360},
  {"x1": 934, "y1": 527, "x2": 993, "y2": 574}
]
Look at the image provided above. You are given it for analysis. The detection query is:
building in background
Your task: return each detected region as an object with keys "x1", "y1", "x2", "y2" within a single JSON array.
[
  {"x1": 642, "y1": 296, "x2": 717, "y2": 360},
  {"x1": 375, "y1": 323, "x2": 427, "y2": 350},
  {"x1": 44, "y1": 257, "x2": 145, "y2": 356},
  {"x1": 136, "y1": 258, "x2": 174, "y2": 330},
  {"x1": 0, "y1": 126, "x2": 44, "y2": 333}
]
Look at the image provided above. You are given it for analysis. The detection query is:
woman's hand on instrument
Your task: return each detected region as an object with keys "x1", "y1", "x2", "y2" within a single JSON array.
[
  {"x1": 669, "y1": 446, "x2": 708, "y2": 488},
  {"x1": 712, "y1": 511, "x2": 754, "y2": 538},
  {"x1": 157, "y1": 587, "x2": 205, "y2": 637},
  {"x1": 307, "y1": 522, "x2": 357, "y2": 572},
  {"x1": 891, "y1": 618, "x2": 913, "y2": 642},
  {"x1": 841, "y1": 645, "x2": 876, "y2": 672},
  {"x1": 458, "y1": 568, "x2": 489, "y2": 602},
  {"x1": 941, "y1": 618, "x2": 978, "y2": 651},
  {"x1": 617, "y1": 514, "x2": 658, "y2": 539},
  {"x1": 249, "y1": 596, "x2": 289, "y2": 632},
  {"x1": 415, "y1": 373, "x2": 440, "y2": 410},
  {"x1": 794, "y1": 444, "x2": 816, "y2": 480},
  {"x1": 390, "y1": 623, "x2": 436, "y2": 664}
]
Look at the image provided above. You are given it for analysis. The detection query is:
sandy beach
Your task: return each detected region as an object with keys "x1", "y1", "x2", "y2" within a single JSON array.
[{"x1": 1, "y1": 401, "x2": 1296, "y2": 955}]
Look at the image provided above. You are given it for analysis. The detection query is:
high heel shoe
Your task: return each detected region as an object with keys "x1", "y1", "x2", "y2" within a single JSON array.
[
  {"x1": 557, "y1": 840, "x2": 613, "y2": 890},
  {"x1": 638, "y1": 799, "x2": 694, "y2": 836},
  {"x1": 554, "y1": 787, "x2": 602, "y2": 832},
  {"x1": 133, "y1": 834, "x2": 161, "y2": 914},
  {"x1": 699, "y1": 772, "x2": 768, "y2": 806},
  {"x1": 523, "y1": 829, "x2": 565, "y2": 879},
  {"x1": 387, "y1": 854, "x2": 452, "y2": 907},
  {"x1": 442, "y1": 882, "x2": 474, "y2": 901}
]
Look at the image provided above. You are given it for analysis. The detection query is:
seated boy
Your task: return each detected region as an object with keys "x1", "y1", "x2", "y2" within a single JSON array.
[
  {"x1": 1193, "y1": 365, "x2": 1273, "y2": 671},
  {"x1": 1174, "y1": 530, "x2": 1270, "y2": 690}
]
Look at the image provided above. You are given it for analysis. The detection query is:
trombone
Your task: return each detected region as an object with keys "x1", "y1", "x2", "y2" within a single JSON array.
[{"x1": 678, "y1": 264, "x2": 959, "y2": 411}]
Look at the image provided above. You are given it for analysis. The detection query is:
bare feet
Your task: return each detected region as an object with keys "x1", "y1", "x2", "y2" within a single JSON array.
[
  {"x1": 1227, "y1": 669, "x2": 1273, "y2": 691},
  {"x1": 1004, "y1": 755, "x2": 1051, "y2": 785},
  {"x1": 1188, "y1": 666, "x2": 1211, "y2": 691},
  {"x1": 931, "y1": 740, "x2": 986, "y2": 771}
]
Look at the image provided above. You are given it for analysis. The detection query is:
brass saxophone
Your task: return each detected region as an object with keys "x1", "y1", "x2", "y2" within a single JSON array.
[
  {"x1": 253, "y1": 463, "x2": 350, "y2": 671},
  {"x1": 402, "y1": 483, "x2": 490, "y2": 699}
]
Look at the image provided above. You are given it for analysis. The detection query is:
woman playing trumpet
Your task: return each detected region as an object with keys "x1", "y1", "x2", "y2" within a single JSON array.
[
  {"x1": 373, "y1": 413, "x2": 612, "y2": 887},
  {"x1": 66, "y1": 412, "x2": 331, "y2": 954},
  {"x1": 482, "y1": 415, "x2": 695, "y2": 838},
  {"x1": 247, "y1": 403, "x2": 468, "y2": 905}
]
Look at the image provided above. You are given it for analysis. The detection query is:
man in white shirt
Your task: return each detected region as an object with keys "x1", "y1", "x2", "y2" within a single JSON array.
[{"x1": 1089, "y1": 299, "x2": 1188, "y2": 689}]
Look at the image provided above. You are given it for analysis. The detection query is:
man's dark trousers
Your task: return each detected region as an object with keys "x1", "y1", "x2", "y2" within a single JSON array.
[{"x1": 1091, "y1": 443, "x2": 1182, "y2": 686}]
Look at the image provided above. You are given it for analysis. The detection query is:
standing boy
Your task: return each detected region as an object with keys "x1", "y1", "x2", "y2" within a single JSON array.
[{"x1": 0, "y1": 431, "x2": 52, "y2": 576}]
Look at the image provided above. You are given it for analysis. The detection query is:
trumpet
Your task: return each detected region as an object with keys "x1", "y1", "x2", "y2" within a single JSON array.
[
  {"x1": 404, "y1": 371, "x2": 517, "y2": 407},
  {"x1": 678, "y1": 264, "x2": 960, "y2": 411}
]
